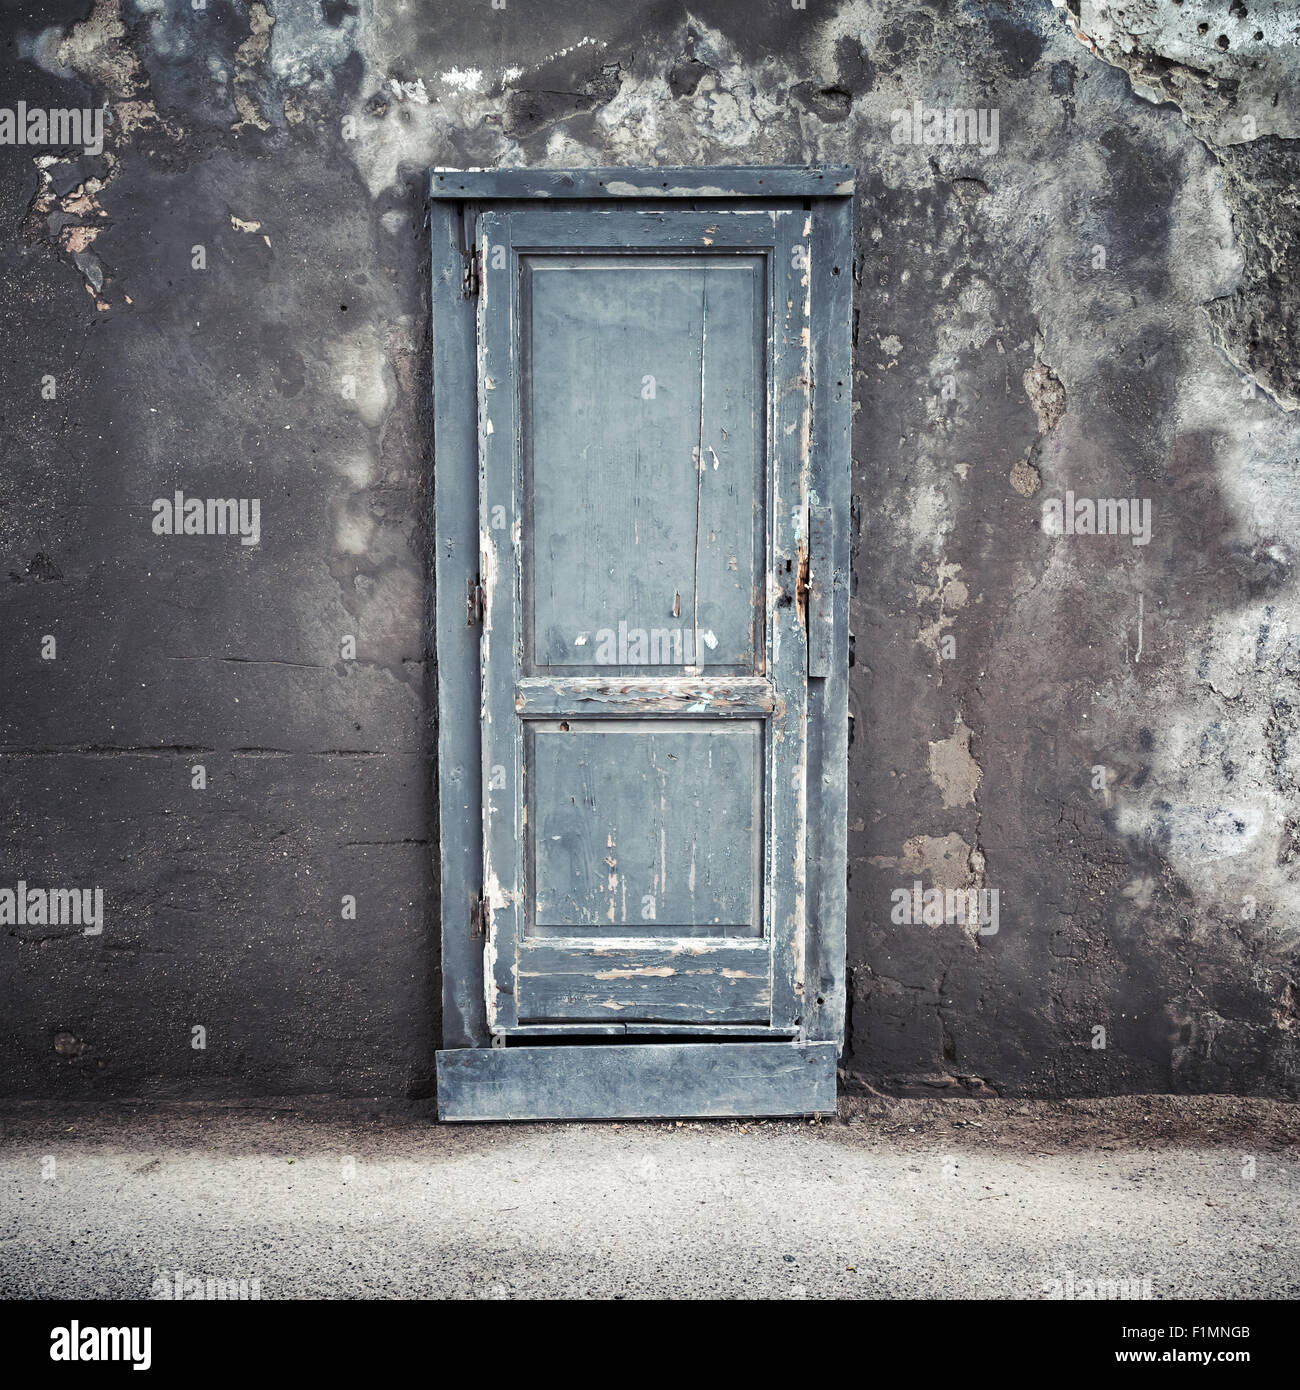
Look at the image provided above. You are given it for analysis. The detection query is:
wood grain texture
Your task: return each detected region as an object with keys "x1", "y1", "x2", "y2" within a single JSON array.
[
  {"x1": 514, "y1": 677, "x2": 774, "y2": 717},
  {"x1": 519, "y1": 938, "x2": 770, "y2": 1022}
]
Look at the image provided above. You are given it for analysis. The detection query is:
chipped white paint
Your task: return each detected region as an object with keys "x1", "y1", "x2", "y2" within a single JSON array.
[
  {"x1": 594, "y1": 966, "x2": 677, "y2": 980},
  {"x1": 440, "y1": 67, "x2": 483, "y2": 91},
  {"x1": 564, "y1": 938, "x2": 765, "y2": 956}
]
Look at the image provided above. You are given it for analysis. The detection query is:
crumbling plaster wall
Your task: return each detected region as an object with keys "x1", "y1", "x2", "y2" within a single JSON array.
[{"x1": 1, "y1": 0, "x2": 1296, "y2": 1098}]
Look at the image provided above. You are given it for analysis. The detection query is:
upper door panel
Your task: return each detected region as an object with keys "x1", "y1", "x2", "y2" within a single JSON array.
[{"x1": 523, "y1": 253, "x2": 765, "y2": 675}]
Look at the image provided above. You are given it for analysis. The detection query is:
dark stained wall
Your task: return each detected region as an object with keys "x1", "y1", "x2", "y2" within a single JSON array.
[{"x1": 2, "y1": 0, "x2": 1297, "y2": 1099}]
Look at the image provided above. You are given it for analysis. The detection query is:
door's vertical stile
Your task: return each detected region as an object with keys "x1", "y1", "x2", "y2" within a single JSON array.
[
  {"x1": 478, "y1": 210, "x2": 521, "y2": 1032},
  {"x1": 692, "y1": 251, "x2": 766, "y2": 938},
  {"x1": 768, "y1": 209, "x2": 812, "y2": 1031},
  {"x1": 430, "y1": 196, "x2": 489, "y2": 1048},
  {"x1": 689, "y1": 259, "x2": 707, "y2": 671}
]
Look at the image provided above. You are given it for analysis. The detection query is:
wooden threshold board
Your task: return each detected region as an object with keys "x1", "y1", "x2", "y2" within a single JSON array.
[{"x1": 435, "y1": 1042, "x2": 837, "y2": 1121}]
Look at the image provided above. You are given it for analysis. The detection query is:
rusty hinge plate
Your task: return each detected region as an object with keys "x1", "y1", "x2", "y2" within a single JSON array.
[
  {"x1": 469, "y1": 894, "x2": 489, "y2": 938},
  {"x1": 462, "y1": 244, "x2": 479, "y2": 297},
  {"x1": 467, "y1": 576, "x2": 486, "y2": 625}
]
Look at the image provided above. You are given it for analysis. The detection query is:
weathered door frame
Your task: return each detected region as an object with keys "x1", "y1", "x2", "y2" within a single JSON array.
[{"x1": 429, "y1": 166, "x2": 853, "y2": 1120}]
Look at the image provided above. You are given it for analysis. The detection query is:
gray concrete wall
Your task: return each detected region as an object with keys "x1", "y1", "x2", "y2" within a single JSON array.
[{"x1": 2, "y1": 0, "x2": 1297, "y2": 1099}]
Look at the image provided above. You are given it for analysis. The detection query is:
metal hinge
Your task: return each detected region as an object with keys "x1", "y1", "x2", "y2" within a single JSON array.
[
  {"x1": 467, "y1": 576, "x2": 486, "y2": 625},
  {"x1": 462, "y1": 244, "x2": 479, "y2": 297},
  {"x1": 469, "y1": 893, "x2": 489, "y2": 938}
]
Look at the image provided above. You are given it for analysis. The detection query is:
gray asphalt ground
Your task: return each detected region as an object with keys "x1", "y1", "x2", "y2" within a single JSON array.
[{"x1": 1, "y1": 1095, "x2": 1296, "y2": 1299}]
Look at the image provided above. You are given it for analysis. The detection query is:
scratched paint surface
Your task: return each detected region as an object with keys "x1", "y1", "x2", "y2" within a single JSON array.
[{"x1": 529, "y1": 721, "x2": 761, "y2": 935}]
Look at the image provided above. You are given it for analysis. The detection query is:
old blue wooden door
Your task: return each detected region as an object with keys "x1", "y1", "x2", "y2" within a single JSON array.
[{"x1": 476, "y1": 209, "x2": 810, "y2": 1037}]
